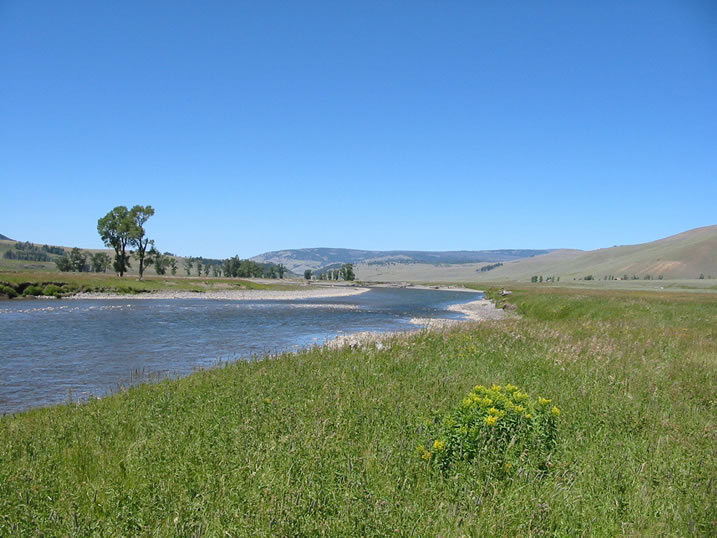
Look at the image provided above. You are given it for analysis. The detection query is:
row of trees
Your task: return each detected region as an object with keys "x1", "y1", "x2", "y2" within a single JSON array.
[
  {"x1": 55, "y1": 249, "x2": 112, "y2": 273},
  {"x1": 316, "y1": 264, "x2": 355, "y2": 281}
]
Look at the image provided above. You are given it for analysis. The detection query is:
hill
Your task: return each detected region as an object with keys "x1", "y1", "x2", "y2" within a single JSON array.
[
  {"x1": 353, "y1": 225, "x2": 717, "y2": 282},
  {"x1": 0, "y1": 234, "x2": 14, "y2": 241},
  {"x1": 250, "y1": 248, "x2": 553, "y2": 274}
]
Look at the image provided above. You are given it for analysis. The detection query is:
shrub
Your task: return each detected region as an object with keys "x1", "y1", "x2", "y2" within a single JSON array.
[
  {"x1": 42, "y1": 284, "x2": 63, "y2": 297},
  {"x1": 419, "y1": 384, "x2": 559, "y2": 478},
  {"x1": 0, "y1": 284, "x2": 18, "y2": 298},
  {"x1": 23, "y1": 285, "x2": 43, "y2": 296}
]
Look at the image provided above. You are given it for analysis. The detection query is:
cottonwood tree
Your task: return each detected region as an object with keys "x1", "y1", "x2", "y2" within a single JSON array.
[
  {"x1": 129, "y1": 205, "x2": 155, "y2": 280},
  {"x1": 91, "y1": 252, "x2": 111, "y2": 273},
  {"x1": 97, "y1": 206, "x2": 133, "y2": 276}
]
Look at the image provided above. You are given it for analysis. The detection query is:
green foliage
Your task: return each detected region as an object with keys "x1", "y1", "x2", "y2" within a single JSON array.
[
  {"x1": 55, "y1": 255, "x2": 73, "y2": 272},
  {"x1": 42, "y1": 284, "x2": 63, "y2": 297},
  {"x1": 421, "y1": 384, "x2": 558, "y2": 477},
  {"x1": 0, "y1": 288, "x2": 714, "y2": 535},
  {"x1": 304, "y1": 269, "x2": 312, "y2": 280},
  {"x1": 97, "y1": 206, "x2": 133, "y2": 276},
  {"x1": 90, "y1": 252, "x2": 111, "y2": 273},
  {"x1": 22, "y1": 285, "x2": 43, "y2": 296},
  {"x1": 0, "y1": 284, "x2": 18, "y2": 298}
]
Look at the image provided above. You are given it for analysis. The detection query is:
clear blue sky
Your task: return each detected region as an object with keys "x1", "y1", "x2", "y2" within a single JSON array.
[{"x1": 1, "y1": 1, "x2": 715, "y2": 258}]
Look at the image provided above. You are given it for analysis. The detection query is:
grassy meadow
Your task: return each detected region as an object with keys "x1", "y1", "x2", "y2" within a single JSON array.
[
  {"x1": 0, "y1": 287, "x2": 715, "y2": 535},
  {"x1": 0, "y1": 271, "x2": 301, "y2": 298}
]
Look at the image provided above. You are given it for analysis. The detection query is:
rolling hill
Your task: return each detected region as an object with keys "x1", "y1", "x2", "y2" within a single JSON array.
[
  {"x1": 354, "y1": 225, "x2": 717, "y2": 282},
  {"x1": 250, "y1": 248, "x2": 553, "y2": 274}
]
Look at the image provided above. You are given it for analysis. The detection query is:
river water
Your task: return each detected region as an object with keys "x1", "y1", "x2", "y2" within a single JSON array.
[{"x1": 0, "y1": 287, "x2": 480, "y2": 413}]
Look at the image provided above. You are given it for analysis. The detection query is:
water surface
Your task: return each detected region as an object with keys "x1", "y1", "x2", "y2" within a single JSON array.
[{"x1": 0, "y1": 288, "x2": 480, "y2": 413}]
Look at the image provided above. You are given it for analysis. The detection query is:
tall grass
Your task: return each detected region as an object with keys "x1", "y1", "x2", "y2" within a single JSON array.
[{"x1": 1, "y1": 288, "x2": 714, "y2": 535}]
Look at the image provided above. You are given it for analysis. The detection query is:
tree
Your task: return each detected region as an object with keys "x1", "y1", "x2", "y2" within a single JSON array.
[
  {"x1": 196, "y1": 260, "x2": 203, "y2": 276},
  {"x1": 55, "y1": 255, "x2": 72, "y2": 272},
  {"x1": 184, "y1": 258, "x2": 194, "y2": 276},
  {"x1": 154, "y1": 252, "x2": 169, "y2": 275},
  {"x1": 91, "y1": 252, "x2": 111, "y2": 273},
  {"x1": 70, "y1": 248, "x2": 88, "y2": 272},
  {"x1": 97, "y1": 206, "x2": 133, "y2": 276},
  {"x1": 340, "y1": 263, "x2": 355, "y2": 281},
  {"x1": 277, "y1": 264, "x2": 286, "y2": 279},
  {"x1": 169, "y1": 259, "x2": 178, "y2": 276},
  {"x1": 304, "y1": 269, "x2": 312, "y2": 280},
  {"x1": 128, "y1": 205, "x2": 155, "y2": 280}
]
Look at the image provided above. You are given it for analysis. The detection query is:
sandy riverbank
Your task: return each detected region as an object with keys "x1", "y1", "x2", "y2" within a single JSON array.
[
  {"x1": 326, "y1": 296, "x2": 508, "y2": 349},
  {"x1": 68, "y1": 286, "x2": 371, "y2": 301}
]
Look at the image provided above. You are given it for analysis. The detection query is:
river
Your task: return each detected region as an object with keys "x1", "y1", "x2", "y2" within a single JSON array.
[{"x1": 0, "y1": 287, "x2": 480, "y2": 413}]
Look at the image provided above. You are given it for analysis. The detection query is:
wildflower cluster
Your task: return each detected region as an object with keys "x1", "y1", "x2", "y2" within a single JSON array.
[{"x1": 419, "y1": 384, "x2": 559, "y2": 476}]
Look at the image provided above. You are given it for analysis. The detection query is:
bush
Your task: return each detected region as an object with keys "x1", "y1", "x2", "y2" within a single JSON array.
[
  {"x1": 42, "y1": 284, "x2": 63, "y2": 297},
  {"x1": 23, "y1": 285, "x2": 43, "y2": 296},
  {"x1": 419, "y1": 384, "x2": 559, "y2": 478},
  {"x1": 0, "y1": 284, "x2": 18, "y2": 298}
]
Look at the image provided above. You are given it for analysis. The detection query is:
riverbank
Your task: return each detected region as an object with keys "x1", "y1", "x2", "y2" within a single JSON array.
[
  {"x1": 2, "y1": 287, "x2": 713, "y2": 535},
  {"x1": 67, "y1": 286, "x2": 371, "y2": 301}
]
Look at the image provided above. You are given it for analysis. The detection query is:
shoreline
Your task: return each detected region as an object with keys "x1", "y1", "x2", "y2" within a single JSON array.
[
  {"x1": 326, "y1": 296, "x2": 508, "y2": 349},
  {"x1": 66, "y1": 286, "x2": 372, "y2": 301}
]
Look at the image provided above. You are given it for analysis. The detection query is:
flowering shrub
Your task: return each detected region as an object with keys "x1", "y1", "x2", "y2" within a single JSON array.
[{"x1": 419, "y1": 384, "x2": 559, "y2": 476}]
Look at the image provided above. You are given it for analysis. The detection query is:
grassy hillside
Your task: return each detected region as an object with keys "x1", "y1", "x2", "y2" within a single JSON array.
[
  {"x1": 1, "y1": 287, "x2": 714, "y2": 535},
  {"x1": 356, "y1": 226, "x2": 717, "y2": 283},
  {"x1": 252, "y1": 247, "x2": 553, "y2": 274}
]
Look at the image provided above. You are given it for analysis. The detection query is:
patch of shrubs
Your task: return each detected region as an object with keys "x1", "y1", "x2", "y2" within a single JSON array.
[
  {"x1": 0, "y1": 284, "x2": 18, "y2": 298},
  {"x1": 42, "y1": 284, "x2": 63, "y2": 297},
  {"x1": 22, "y1": 285, "x2": 44, "y2": 296},
  {"x1": 419, "y1": 384, "x2": 560, "y2": 478}
]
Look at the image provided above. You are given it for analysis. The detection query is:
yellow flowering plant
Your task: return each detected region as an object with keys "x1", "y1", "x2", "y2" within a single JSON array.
[{"x1": 423, "y1": 384, "x2": 559, "y2": 476}]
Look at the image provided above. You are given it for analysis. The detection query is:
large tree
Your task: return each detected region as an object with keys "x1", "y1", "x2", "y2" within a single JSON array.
[
  {"x1": 97, "y1": 206, "x2": 133, "y2": 276},
  {"x1": 129, "y1": 205, "x2": 155, "y2": 280}
]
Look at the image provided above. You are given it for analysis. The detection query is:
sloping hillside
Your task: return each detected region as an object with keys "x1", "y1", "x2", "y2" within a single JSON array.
[
  {"x1": 0, "y1": 234, "x2": 14, "y2": 241},
  {"x1": 354, "y1": 226, "x2": 716, "y2": 282},
  {"x1": 251, "y1": 247, "x2": 552, "y2": 274}
]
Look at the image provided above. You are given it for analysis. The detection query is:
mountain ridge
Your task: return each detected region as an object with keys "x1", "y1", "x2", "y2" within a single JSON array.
[{"x1": 251, "y1": 248, "x2": 556, "y2": 274}]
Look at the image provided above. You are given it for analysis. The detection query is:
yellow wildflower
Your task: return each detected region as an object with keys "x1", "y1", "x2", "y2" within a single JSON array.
[
  {"x1": 503, "y1": 462, "x2": 513, "y2": 472},
  {"x1": 505, "y1": 384, "x2": 519, "y2": 392},
  {"x1": 484, "y1": 415, "x2": 498, "y2": 426},
  {"x1": 524, "y1": 413, "x2": 533, "y2": 420},
  {"x1": 491, "y1": 384, "x2": 502, "y2": 392},
  {"x1": 433, "y1": 439, "x2": 447, "y2": 451},
  {"x1": 551, "y1": 406, "x2": 561, "y2": 416},
  {"x1": 512, "y1": 404, "x2": 526, "y2": 414},
  {"x1": 538, "y1": 397, "x2": 552, "y2": 406},
  {"x1": 462, "y1": 397, "x2": 473, "y2": 407}
]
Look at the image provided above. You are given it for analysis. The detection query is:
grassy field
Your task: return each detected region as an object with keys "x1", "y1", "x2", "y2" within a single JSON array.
[
  {"x1": 0, "y1": 271, "x2": 302, "y2": 297},
  {"x1": 1, "y1": 287, "x2": 715, "y2": 535}
]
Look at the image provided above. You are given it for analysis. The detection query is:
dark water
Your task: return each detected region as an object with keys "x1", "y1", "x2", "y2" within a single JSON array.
[{"x1": 0, "y1": 288, "x2": 480, "y2": 413}]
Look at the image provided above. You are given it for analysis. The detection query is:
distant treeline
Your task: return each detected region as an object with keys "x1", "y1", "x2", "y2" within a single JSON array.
[
  {"x1": 315, "y1": 263, "x2": 355, "y2": 281},
  {"x1": 3, "y1": 242, "x2": 66, "y2": 262},
  {"x1": 478, "y1": 262, "x2": 503, "y2": 272}
]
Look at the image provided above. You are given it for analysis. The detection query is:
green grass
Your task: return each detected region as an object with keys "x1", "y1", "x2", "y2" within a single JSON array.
[
  {"x1": 0, "y1": 271, "x2": 301, "y2": 297},
  {"x1": 1, "y1": 288, "x2": 715, "y2": 535}
]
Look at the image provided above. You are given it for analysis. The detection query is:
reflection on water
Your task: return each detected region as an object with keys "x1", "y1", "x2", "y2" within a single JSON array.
[{"x1": 0, "y1": 288, "x2": 480, "y2": 413}]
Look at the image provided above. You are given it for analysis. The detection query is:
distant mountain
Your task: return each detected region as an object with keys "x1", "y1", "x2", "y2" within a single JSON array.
[
  {"x1": 0, "y1": 234, "x2": 14, "y2": 241},
  {"x1": 251, "y1": 247, "x2": 553, "y2": 274},
  {"x1": 354, "y1": 225, "x2": 717, "y2": 282}
]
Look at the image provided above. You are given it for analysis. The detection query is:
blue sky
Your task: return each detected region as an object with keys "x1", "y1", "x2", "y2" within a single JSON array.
[{"x1": 1, "y1": 1, "x2": 715, "y2": 258}]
